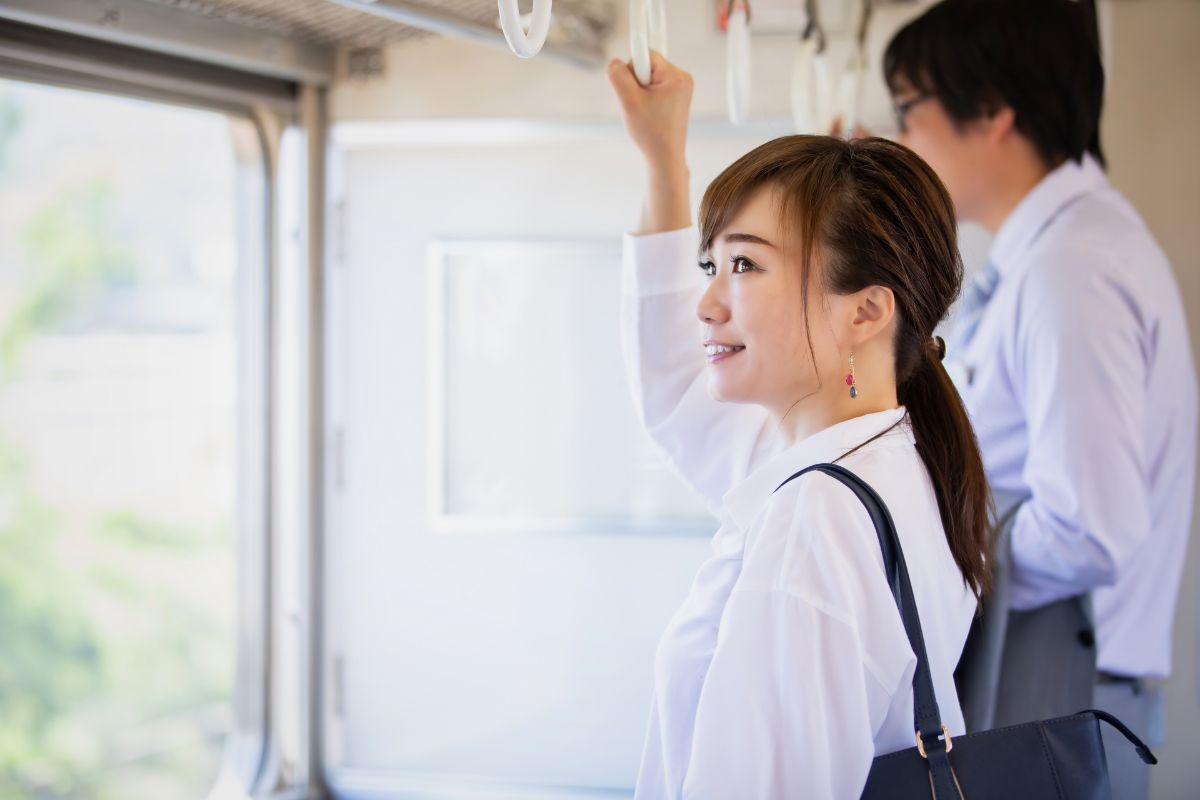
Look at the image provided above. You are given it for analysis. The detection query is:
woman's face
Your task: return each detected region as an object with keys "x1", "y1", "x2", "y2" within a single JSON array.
[{"x1": 697, "y1": 186, "x2": 845, "y2": 417}]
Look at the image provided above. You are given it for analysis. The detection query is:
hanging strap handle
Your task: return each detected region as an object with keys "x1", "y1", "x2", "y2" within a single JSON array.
[
  {"x1": 497, "y1": 0, "x2": 553, "y2": 58},
  {"x1": 630, "y1": 0, "x2": 668, "y2": 86},
  {"x1": 774, "y1": 462, "x2": 960, "y2": 798},
  {"x1": 724, "y1": 1, "x2": 752, "y2": 125}
]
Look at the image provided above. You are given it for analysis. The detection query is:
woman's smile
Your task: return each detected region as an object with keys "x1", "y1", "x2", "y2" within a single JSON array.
[{"x1": 704, "y1": 340, "x2": 746, "y2": 362}]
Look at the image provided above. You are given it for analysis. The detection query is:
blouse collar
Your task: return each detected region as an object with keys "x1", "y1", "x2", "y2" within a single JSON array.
[{"x1": 722, "y1": 406, "x2": 912, "y2": 535}]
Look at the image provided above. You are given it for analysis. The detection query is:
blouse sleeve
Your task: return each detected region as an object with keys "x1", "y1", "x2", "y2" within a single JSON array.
[{"x1": 620, "y1": 227, "x2": 776, "y2": 514}]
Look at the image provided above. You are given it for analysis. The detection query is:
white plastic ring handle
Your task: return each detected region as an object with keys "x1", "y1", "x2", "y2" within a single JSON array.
[
  {"x1": 790, "y1": 37, "x2": 820, "y2": 132},
  {"x1": 835, "y1": 0, "x2": 873, "y2": 135},
  {"x1": 726, "y1": 6, "x2": 751, "y2": 125},
  {"x1": 834, "y1": 52, "x2": 867, "y2": 135},
  {"x1": 630, "y1": 0, "x2": 668, "y2": 87},
  {"x1": 814, "y1": 50, "x2": 833, "y2": 132},
  {"x1": 497, "y1": 0, "x2": 553, "y2": 59}
]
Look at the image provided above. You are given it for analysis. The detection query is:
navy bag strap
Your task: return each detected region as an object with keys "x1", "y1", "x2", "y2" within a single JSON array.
[{"x1": 774, "y1": 462, "x2": 960, "y2": 799}]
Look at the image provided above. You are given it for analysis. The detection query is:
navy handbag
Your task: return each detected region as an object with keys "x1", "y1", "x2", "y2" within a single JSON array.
[{"x1": 775, "y1": 463, "x2": 1157, "y2": 799}]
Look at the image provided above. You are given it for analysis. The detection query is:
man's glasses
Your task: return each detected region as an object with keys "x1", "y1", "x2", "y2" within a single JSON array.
[{"x1": 892, "y1": 94, "x2": 932, "y2": 133}]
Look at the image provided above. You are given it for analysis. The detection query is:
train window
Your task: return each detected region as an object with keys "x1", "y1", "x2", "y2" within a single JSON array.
[
  {"x1": 0, "y1": 77, "x2": 265, "y2": 798},
  {"x1": 428, "y1": 240, "x2": 711, "y2": 534}
]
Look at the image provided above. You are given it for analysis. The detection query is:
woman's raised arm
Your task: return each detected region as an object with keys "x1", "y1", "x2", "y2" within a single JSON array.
[{"x1": 610, "y1": 51, "x2": 775, "y2": 512}]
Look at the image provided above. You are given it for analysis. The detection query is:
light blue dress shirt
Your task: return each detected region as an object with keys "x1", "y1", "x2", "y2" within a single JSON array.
[{"x1": 946, "y1": 154, "x2": 1198, "y2": 679}]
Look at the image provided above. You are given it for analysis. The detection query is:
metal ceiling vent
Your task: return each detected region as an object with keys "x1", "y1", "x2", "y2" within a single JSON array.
[
  {"x1": 147, "y1": 0, "x2": 430, "y2": 47},
  {"x1": 147, "y1": 0, "x2": 613, "y2": 68}
]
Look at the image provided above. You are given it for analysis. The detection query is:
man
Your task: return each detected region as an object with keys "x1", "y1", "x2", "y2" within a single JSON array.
[
  {"x1": 882, "y1": 2, "x2": 1195, "y2": 797},
  {"x1": 608, "y1": 2, "x2": 1196, "y2": 797}
]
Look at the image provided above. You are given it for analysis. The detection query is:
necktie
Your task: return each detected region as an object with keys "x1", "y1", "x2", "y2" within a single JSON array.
[{"x1": 951, "y1": 260, "x2": 1001, "y2": 355}]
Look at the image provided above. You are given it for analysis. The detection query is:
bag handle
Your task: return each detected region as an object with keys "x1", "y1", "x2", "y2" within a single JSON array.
[
  {"x1": 775, "y1": 463, "x2": 960, "y2": 798},
  {"x1": 1089, "y1": 708, "x2": 1158, "y2": 765}
]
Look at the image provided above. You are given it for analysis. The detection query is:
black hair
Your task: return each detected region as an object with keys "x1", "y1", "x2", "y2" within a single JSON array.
[{"x1": 884, "y1": 0, "x2": 1105, "y2": 169}]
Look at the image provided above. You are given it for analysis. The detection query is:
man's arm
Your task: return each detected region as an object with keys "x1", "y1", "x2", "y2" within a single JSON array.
[{"x1": 1007, "y1": 245, "x2": 1153, "y2": 609}]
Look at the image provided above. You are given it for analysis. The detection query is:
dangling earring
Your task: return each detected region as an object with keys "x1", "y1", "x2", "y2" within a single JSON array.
[{"x1": 846, "y1": 354, "x2": 858, "y2": 399}]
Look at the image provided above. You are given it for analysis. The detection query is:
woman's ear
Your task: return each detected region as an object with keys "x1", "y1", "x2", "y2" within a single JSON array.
[{"x1": 850, "y1": 285, "x2": 896, "y2": 342}]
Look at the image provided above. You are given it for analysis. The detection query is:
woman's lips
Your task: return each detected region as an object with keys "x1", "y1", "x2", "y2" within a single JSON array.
[{"x1": 704, "y1": 344, "x2": 746, "y2": 363}]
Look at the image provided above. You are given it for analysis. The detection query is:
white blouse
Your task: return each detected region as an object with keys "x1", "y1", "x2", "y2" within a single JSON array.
[{"x1": 622, "y1": 228, "x2": 977, "y2": 799}]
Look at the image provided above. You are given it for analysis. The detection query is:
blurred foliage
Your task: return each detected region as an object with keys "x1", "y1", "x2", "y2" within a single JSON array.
[
  {"x1": 0, "y1": 179, "x2": 136, "y2": 376},
  {"x1": 0, "y1": 92, "x2": 19, "y2": 173},
  {"x1": 0, "y1": 87, "x2": 231, "y2": 799},
  {"x1": 0, "y1": 434, "x2": 102, "y2": 798},
  {"x1": 0, "y1": 439, "x2": 230, "y2": 799}
]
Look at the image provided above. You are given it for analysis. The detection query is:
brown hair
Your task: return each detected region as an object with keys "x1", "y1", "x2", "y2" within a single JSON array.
[{"x1": 699, "y1": 135, "x2": 993, "y2": 599}]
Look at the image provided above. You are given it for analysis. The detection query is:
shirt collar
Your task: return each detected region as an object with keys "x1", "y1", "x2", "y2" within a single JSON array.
[
  {"x1": 722, "y1": 406, "x2": 912, "y2": 534},
  {"x1": 988, "y1": 154, "x2": 1108, "y2": 278}
]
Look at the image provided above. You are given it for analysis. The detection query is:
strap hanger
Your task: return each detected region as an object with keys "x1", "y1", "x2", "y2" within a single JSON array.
[
  {"x1": 497, "y1": 0, "x2": 553, "y2": 58},
  {"x1": 725, "y1": 0, "x2": 752, "y2": 124},
  {"x1": 630, "y1": 0, "x2": 669, "y2": 86},
  {"x1": 792, "y1": 0, "x2": 831, "y2": 132}
]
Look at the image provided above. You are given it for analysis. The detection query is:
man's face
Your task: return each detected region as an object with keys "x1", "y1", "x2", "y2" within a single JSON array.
[{"x1": 890, "y1": 78, "x2": 993, "y2": 225}]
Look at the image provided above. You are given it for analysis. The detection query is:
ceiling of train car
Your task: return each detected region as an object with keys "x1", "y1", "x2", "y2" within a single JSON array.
[{"x1": 143, "y1": 0, "x2": 614, "y2": 48}]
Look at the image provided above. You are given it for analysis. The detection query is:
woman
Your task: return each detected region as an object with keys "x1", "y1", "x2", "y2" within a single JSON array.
[{"x1": 609, "y1": 53, "x2": 991, "y2": 797}]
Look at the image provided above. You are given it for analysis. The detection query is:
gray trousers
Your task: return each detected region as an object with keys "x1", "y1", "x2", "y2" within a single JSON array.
[{"x1": 1094, "y1": 679, "x2": 1164, "y2": 800}]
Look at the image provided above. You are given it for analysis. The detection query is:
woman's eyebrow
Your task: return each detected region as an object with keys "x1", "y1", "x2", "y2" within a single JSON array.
[
  {"x1": 697, "y1": 232, "x2": 778, "y2": 258},
  {"x1": 723, "y1": 232, "x2": 776, "y2": 249}
]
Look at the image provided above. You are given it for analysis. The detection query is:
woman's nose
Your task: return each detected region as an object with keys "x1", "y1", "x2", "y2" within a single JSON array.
[{"x1": 696, "y1": 278, "x2": 730, "y2": 326}]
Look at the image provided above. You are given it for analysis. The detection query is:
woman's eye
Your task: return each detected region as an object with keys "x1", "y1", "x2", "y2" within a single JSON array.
[
  {"x1": 731, "y1": 255, "x2": 757, "y2": 274},
  {"x1": 698, "y1": 260, "x2": 717, "y2": 277}
]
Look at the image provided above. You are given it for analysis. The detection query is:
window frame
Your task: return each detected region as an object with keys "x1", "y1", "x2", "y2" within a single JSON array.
[{"x1": 0, "y1": 15, "x2": 329, "y2": 800}]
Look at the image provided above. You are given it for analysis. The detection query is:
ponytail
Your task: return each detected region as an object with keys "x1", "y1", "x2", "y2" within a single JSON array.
[{"x1": 900, "y1": 343, "x2": 993, "y2": 601}]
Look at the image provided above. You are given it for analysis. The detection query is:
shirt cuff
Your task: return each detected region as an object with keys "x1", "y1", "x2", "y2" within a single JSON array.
[{"x1": 621, "y1": 226, "x2": 702, "y2": 297}]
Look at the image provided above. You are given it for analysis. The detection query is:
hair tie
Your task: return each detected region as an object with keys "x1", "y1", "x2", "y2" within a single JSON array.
[{"x1": 930, "y1": 336, "x2": 946, "y2": 361}]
